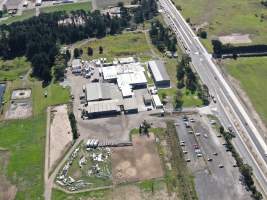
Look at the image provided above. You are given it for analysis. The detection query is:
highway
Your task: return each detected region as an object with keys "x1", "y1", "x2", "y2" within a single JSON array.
[{"x1": 159, "y1": 0, "x2": 267, "y2": 195}]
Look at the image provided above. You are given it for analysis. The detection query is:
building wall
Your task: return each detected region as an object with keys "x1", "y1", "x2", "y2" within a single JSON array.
[{"x1": 155, "y1": 80, "x2": 170, "y2": 88}]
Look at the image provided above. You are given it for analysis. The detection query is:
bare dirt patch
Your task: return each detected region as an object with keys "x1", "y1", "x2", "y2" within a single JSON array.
[
  {"x1": 11, "y1": 89, "x2": 31, "y2": 100},
  {"x1": 219, "y1": 33, "x2": 252, "y2": 44},
  {"x1": 49, "y1": 104, "x2": 72, "y2": 171},
  {"x1": 111, "y1": 133, "x2": 163, "y2": 184},
  {"x1": 93, "y1": 0, "x2": 132, "y2": 9},
  {"x1": 5, "y1": 100, "x2": 32, "y2": 119},
  {"x1": 0, "y1": 150, "x2": 17, "y2": 200}
]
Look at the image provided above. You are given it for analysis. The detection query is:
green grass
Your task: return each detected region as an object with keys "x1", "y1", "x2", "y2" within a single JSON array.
[
  {"x1": 80, "y1": 32, "x2": 152, "y2": 61},
  {"x1": 138, "y1": 179, "x2": 165, "y2": 192},
  {"x1": 224, "y1": 57, "x2": 267, "y2": 125},
  {"x1": 182, "y1": 89, "x2": 203, "y2": 107},
  {"x1": 0, "y1": 57, "x2": 31, "y2": 81},
  {"x1": 52, "y1": 188, "x2": 109, "y2": 200},
  {"x1": 158, "y1": 88, "x2": 203, "y2": 108},
  {"x1": 0, "y1": 9, "x2": 35, "y2": 25},
  {"x1": 40, "y1": 1, "x2": 91, "y2": 13},
  {"x1": 0, "y1": 80, "x2": 70, "y2": 199},
  {"x1": 174, "y1": 0, "x2": 267, "y2": 51}
]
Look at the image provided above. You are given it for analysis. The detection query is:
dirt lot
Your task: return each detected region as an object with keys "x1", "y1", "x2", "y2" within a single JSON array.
[
  {"x1": 219, "y1": 34, "x2": 252, "y2": 45},
  {"x1": 0, "y1": 150, "x2": 17, "y2": 200},
  {"x1": 5, "y1": 100, "x2": 32, "y2": 119},
  {"x1": 49, "y1": 104, "x2": 72, "y2": 171},
  {"x1": 110, "y1": 183, "x2": 176, "y2": 200},
  {"x1": 111, "y1": 133, "x2": 163, "y2": 184},
  {"x1": 92, "y1": 0, "x2": 132, "y2": 9},
  {"x1": 11, "y1": 89, "x2": 31, "y2": 100}
]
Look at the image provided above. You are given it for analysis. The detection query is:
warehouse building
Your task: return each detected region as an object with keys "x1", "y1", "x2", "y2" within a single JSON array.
[
  {"x1": 152, "y1": 94, "x2": 163, "y2": 109},
  {"x1": 101, "y1": 62, "x2": 147, "y2": 97},
  {"x1": 148, "y1": 60, "x2": 170, "y2": 88},
  {"x1": 71, "y1": 59, "x2": 82, "y2": 74},
  {"x1": 83, "y1": 100, "x2": 121, "y2": 118},
  {"x1": 3, "y1": 0, "x2": 21, "y2": 13},
  {"x1": 84, "y1": 82, "x2": 121, "y2": 102}
]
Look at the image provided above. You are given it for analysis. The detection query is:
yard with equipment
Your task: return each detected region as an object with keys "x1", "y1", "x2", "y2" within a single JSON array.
[{"x1": 174, "y1": 0, "x2": 267, "y2": 51}]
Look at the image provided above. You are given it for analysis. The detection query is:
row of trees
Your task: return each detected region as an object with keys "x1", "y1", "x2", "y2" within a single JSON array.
[
  {"x1": 133, "y1": 0, "x2": 158, "y2": 23},
  {"x1": 219, "y1": 126, "x2": 263, "y2": 200},
  {"x1": 175, "y1": 54, "x2": 209, "y2": 108},
  {"x1": 149, "y1": 20, "x2": 177, "y2": 53}
]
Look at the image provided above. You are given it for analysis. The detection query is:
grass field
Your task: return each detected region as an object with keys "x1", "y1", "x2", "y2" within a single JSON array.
[
  {"x1": 0, "y1": 9, "x2": 35, "y2": 25},
  {"x1": 52, "y1": 188, "x2": 108, "y2": 200},
  {"x1": 0, "y1": 80, "x2": 70, "y2": 199},
  {"x1": 0, "y1": 57, "x2": 31, "y2": 81},
  {"x1": 224, "y1": 57, "x2": 267, "y2": 125},
  {"x1": 174, "y1": 0, "x2": 267, "y2": 51},
  {"x1": 81, "y1": 32, "x2": 152, "y2": 61},
  {"x1": 40, "y1": 1, "x2": 91, "y2": 13}
]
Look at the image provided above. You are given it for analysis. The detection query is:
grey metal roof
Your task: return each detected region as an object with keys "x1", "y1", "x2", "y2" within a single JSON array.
[
  {"x1": 123, "y1": 97, "x2": 138, "y2": 111},
  {"x1": 148, "y1": 60, "x2": 170, "y2": 82},
  {"x1": 85, "y1": 83, "x2": 121, "y2": 102},
  {"x1": 85, "y1": 100, "x2": 120, "y2": 114},
  {"x1": 4, "y1": 0, "x2": 21, "y2": 10}
]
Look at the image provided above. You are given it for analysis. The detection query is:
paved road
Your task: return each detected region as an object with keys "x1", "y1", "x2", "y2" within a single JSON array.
[{"x1": 159, "y1": 0, "x2": 267, "y2": 195}]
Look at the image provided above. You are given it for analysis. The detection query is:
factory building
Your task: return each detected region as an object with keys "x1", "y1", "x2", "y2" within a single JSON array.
[
  {"x1": 152, "y1": 94, "x2": 163, "y2": 109},
  {"x1": 83, "y1": 100, "x2": 121, "y2": 118},
  {"x1": 148, "y1": 60, "x2": 170, "y2": 88},
  {"x1": 101, "y1": 62, "x2": 147, "y2": 98},
  {"x1": 84, "y1": 82, "x2": 121, "y2": 102}
]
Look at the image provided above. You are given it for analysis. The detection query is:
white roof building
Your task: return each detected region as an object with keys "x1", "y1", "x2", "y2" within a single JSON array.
[
  {"x1": 101, "y1": 62, "x2": 147, "y2": 97},
  {"x1": 148, "y1": 60, "x2": 170, "y2": 88},
  {"x1": 72, "y1": 59, "x2": 81, "y2": 69},
  {"x1": 115, "y1": 57, "x2": 135, "y2": 64},
  {"x1": 117, "y1": 72, "x2": 147, "y2": 88},
  {"x1": 152, "y1": 94, "x2": 163, "y2": 109}
]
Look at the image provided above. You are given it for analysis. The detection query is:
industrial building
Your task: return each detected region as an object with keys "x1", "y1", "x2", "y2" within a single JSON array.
[
  {"x1": 3, "y1": 0, "x2": 21, "y2": 13},
  {"x1": 83, "y1": 100, "x2": 121, "y2": 118},
  {"x1": 84, "y1": 82, "x2": 121, "y2": 102},
  {"x1": 71, "y1": 59, "x2": 82, "y2": 73},
  {"x1": 82, "y1": 82, "x2": 138, "y2": 118},
  {"x1": 152, "y1": 95, "x2": 163, "y2": 109},
  {"x1": 101, "y1": 62, "x2": 147, "y2": 98},
  {"x1": 148, "y1": 60, "x2": 170, "y2": 88},
  {"x1": 82, "y1": 98, "x2": 138, "y2": 118}
]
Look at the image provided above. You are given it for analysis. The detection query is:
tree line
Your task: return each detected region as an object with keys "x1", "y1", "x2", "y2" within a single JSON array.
[
  {"x1": 175, "y1": 54, "x2": 209, "y2": 108},
  {"x1": 149, "y1": 20, "x2": 177, "y2": 53},
  {"x1": 0, "y1": 0, "x2": 157, "y2": 83},
  {"x1": 219, "y1": 126, "x2": 263, "y2": 200},
  {"x1": 212, "y1": 40, "x2": 267, "y2": 58}
]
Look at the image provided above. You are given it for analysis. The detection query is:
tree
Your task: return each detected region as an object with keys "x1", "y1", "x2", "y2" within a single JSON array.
[
  {"x1": 66, "y1": 50, "x2": 71, "y2": 61},
  {"x1": 212, "y1": 39, "x2": 223, "y2": 55},
  {"x1": 199, "y1": 30, "x2": 207, "y2": 39},
  {"x1": 219, "y1": 126, "x2": 225, "y2": 134},
  {"x1": 87, "y1": 47, "x2": 93, "y2": 56},
  {"x1": 74, "y1": 48, "x2": 80, "y2": 58},
  {"x1": 31, "y1": 52, "x2": 51, "y2": 82},
  {"x1": 69, "y1": 112, "x2": 78, "y2": 140},
  {"x1": 175, "y1": 90, "x2": 183, "y2": 109},
  {"x1": 99, "y1": 46, "x2": 103, "y2": 54}
]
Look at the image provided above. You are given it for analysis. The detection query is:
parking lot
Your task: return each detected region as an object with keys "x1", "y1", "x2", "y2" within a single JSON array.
[{"x1": 175, "y1": 114, "x2": 251, "y2": 200}]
